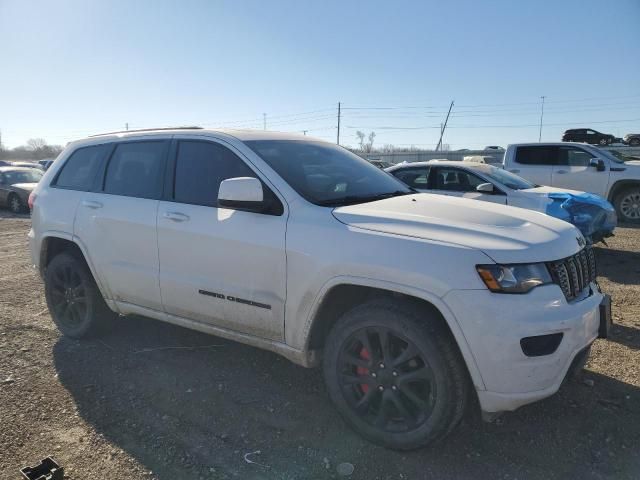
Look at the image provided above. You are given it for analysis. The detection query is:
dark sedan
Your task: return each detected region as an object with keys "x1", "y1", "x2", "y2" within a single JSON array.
[{"x1": 0, "y1": 167, "x2": 43, "y2": 213}]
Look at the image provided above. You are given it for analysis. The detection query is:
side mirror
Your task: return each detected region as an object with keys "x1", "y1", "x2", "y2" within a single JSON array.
[
  {"x1": 218, "y1": 177, "x2": 265, "y2": 212},
  {"x1": 589, "y1": 158, "x2": 606, "y2": 171},
  {"x1": 476, "y1": 182, "x2": 495, "y2": 193}
]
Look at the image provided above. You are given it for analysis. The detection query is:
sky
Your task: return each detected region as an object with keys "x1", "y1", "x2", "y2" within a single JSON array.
[{"x1": 1, "y1": 0, "x2": 639, "y2": 150}]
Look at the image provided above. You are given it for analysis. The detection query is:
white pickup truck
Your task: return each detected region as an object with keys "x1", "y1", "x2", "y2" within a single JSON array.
[{"x1": 502, "y1": 143, "x2": 640, "y2": 223}]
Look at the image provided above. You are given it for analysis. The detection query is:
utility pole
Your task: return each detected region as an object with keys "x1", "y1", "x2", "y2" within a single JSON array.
[
  {"x1": 337, "y1": 102, "x2": 341, "y2": 145},
  {"x1": 538, "y1": 96, "x2": 546, "y2": 142},
  {"x1": 302, "y1": 130, "x2": 308, "y2": 135},
  {"x1": 263, "y1": 113, "x2": 266, "y2": 130},
  {"x1": 436, "y1": 101, "x2": 454, "y2": 151},
  {"x1": 125, "y1": 123, "x2": 129, "y2": 131}
]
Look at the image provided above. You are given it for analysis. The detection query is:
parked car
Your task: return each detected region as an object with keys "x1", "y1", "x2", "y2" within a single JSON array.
[
  {"x1": 29, "y1": 128, "x2": 611, "y2": 450},
  {"x1": 38, "y1": 159, "x2": 55, "y2": 171},
  {"x1": 624, "y1": 133, "x2": 640, "y2": 146},
  {"x1": 0, "y1": 160, "x2": 11, "y2": 167},
  {"x1": 483, "y1": 146, "x2": 504, "y2": 151},
  {"x1": 502, "y1": 143, "x2": 640, "y2": 223},
  {"x1": 386, "y1": 160, "x2": 616, "y2": 243},
  {"x1": 463, "y1": 155, "x2": 502, "y2": 165},
  {"x1": 0, "y1": 166, "x2": 44, "y2": 213},
  {"x1": 562, "y1": 128, "x2": 615, "y2": 145},
  {"x1": 11, "y1": 161, "x2": 43, "y2": 170}
]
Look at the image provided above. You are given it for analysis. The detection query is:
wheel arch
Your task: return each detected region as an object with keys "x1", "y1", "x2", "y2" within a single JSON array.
[
  {"x1": 608, "y1": 180, "x2": 640, "y2": 202},
  {"x1": 39, "y1": 234, "x2": 114, "y2": 307},
  {"x1": 303, "y1": 277, "x2": 486, "y2": 390}
]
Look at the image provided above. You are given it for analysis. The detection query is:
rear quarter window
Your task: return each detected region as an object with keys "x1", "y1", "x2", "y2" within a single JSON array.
[{"x1": 53, "y1": 144, "x2": 109, "y2": 191}]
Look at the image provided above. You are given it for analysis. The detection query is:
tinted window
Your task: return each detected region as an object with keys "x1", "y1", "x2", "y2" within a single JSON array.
[
  {"x1": 434, "y1": 167, "x2": 485, "y2": 192},
  {"x1": 246, "y1": 140, "x2": 410, "y2": 206},
  {"x1": 54, "y1": 145, "x2": 107, "y2": 190},
  {"x1": 559, "y1": 147, "x2": 593, "y2": 167},
  {"x1": 2, "y1": 169, "x2": 43, "y2": 185},
  {"x1": 514, "y1": 146, "x2": 558, "y2": 165},
  {"x1": 104, "y1": 142, "x2": 166, "y2": 199},
  {"x1": 174, "y1": 141, "x2": 257, "y2": 207},
  {"x1": 393, "y1": 167, "x2": 431, "y2": 188}
]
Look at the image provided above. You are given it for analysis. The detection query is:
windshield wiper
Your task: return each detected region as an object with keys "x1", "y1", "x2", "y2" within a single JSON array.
[{"x1": 317, "y1": 190, "x2": 413, "y2": 207}]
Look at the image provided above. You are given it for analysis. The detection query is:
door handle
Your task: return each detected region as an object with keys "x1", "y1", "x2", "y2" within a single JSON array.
[
  {"x1": 509, "y1": 169, "x2": 520, "y2": 173},
  {"x1": 555, "y1": 169, "x2": 568, "y2": 174},
  {"x1": 81, "y1": 200, "x2": 103, "y2": 209},
  {"x1": 163, "y1": 211, "x2": 190, "y2": 222}
]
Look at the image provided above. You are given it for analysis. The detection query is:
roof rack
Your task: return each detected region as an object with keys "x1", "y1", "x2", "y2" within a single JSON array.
[{"x1": 89, "y1": 126, "x2": 203, "y2": 137}]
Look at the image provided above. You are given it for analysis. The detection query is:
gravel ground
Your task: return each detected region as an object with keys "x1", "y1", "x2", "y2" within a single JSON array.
[{"x1": 0, "y1": 211, "x2": 639, "y2": 479}]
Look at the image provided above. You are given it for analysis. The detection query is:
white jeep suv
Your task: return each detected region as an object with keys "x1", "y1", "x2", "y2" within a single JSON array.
[{"x1": 29, "y1": 128, "x2": 611, "y2": 450}]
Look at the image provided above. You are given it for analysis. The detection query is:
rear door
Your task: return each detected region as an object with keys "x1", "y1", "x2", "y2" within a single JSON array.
[
  {"x1": 506, "y1": 145, "x2": 557, "y2": 186},
  {"x1": 156, "y1": 137, "x2": 287, "y2": 341},
  {"x1": 430, "y1": 166, "x2": 507, "y2": 204},
  {"x1": 552, "y1": 145, "x2": 609, "y2": 196},
  {"x1": 74, "y1": 139, "x2": 169, "y2": 311}
]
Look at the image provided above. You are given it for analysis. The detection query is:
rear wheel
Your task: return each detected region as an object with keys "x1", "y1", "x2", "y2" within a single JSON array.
[
  {"x1": 614, "y1": 187, "x2": 640, "y2": 224},
  {"x1": 323, "y1": 300, "x2": 469, "y2": 450},
  {"x1": 599, "y1": 138, "x2": 608, "y2": 146},
  {"x1": 44, "y1": 253, "x2": 117, "y2": 338},
  {"x1": 8, "y1": 193, "x2": 24, "y2": 214}
]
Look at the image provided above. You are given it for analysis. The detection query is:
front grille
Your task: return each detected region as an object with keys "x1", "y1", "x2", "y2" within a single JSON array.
[{"x1": 547, "y1": 247, "x2": 597, "y2": 301}]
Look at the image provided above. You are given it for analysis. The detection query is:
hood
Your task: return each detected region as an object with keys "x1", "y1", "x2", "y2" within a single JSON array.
[
  {"x1": 522, "y1": 185, "x2": 585, "y2": 196},
  {"x1": 11, "y1": 183, "x2": 38, "y2": 191},
  {"x1": 332, "y1": 194, "x2": 584, "y2": 264}
]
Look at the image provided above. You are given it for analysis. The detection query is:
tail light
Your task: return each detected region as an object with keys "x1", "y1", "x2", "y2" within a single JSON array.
[{"x1": 28, "y1": 192, "x2": 37, "y2": 210}]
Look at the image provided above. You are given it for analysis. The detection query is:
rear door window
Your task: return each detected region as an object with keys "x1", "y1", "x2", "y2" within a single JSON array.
[
  {"x1": 103, "y1": 141, "x2": 167, "y2": 199},
  {"x1": 393, "y1": 167, "x2": 431, "y2": 189},
  {"x1": 54, "y1": 144, "x2": 109, "y2": 191},
  {"x1": 514, "y1": 146, "x2": 559, "y2": 165}
]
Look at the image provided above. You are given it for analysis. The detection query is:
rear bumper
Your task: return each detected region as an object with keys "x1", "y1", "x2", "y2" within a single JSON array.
[{"x1": 444, "y1": 284, "x2": 602, "y2": 413}]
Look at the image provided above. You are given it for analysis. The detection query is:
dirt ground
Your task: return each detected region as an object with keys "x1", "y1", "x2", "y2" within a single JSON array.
[{"x1": 0, "y1": 211, "x2": 639, "y2": 480}]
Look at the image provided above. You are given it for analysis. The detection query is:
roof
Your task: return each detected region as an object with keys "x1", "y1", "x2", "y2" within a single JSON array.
[
  {"x1": 386, "y1": 160, "x2": 499, "y2": 174},
  {"x1": 0, "y1": 166, "x2": 42, "y2": 173},
  {"x1": 86, "y1": 127, "x2": 317, "y2": 143}
]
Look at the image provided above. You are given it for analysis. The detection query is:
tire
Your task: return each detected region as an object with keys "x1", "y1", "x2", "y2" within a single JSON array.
[
  {"x1": 8, "y1": 193, "x2": 24, "y2": 214},
  {"x1": 44, "y1": 253, "x2": 117, "y2": 338},
  {"x1": 599, "y1": 138, "x2": 608, "y2": 146},
  {"x1": 323, "y1": 299, "x2": 469, "y2": 450},
  {"x1": 614, "y1": 187, "x2": 640, "y2": 224}
]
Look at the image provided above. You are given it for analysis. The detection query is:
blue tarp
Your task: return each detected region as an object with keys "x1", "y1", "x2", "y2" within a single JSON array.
[{"x1": 546, "y1": 192, "x2": 617, "y2": 243}]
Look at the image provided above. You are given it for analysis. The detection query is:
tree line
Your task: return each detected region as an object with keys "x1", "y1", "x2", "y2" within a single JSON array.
[{"x1": 0, "y1": 138, "x2": 64, "y2": 160}]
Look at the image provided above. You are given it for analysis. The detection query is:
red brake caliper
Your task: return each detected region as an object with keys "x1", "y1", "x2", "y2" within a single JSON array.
[{"x1": 356, "y1": 347, "x2": 371, "y2": 393}]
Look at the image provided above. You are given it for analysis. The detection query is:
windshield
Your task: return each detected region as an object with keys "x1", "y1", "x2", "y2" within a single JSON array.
[
  {"x1": 246, "y1": 140, "x2": 411, "y2": 206},
  {"x1": 3, "y1": 169, "x2": 43, "y2": 184},
  {"x1": 481, "y1": 166, "x2": 536, "y2": 190},
  {"x1": 601, "y1": 149, "x2": 630, "y2": 164}
]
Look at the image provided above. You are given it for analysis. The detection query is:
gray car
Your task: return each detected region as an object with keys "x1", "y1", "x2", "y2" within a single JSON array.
[{"x1": 0, "y1": 167, "x2": 43, "y2": 213}]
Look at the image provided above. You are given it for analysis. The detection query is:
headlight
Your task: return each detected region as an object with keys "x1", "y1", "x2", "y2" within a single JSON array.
[{"x1": 476, "y1": 263, "x2": 552, "y2": 293}]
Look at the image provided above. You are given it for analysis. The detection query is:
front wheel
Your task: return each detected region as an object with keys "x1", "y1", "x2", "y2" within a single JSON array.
[
  {"x1": 599, "y1": 138, "x2": 608, "y2": 146},
  {"x1": 44, "y1": 253, "x2": 117, "y2": 338},
  {"x1": 614, "y1": 187, "x2": 640, "y2": 224},
  {"x1": 323, "y1": 300, "x2": 469, "y2": 450}
]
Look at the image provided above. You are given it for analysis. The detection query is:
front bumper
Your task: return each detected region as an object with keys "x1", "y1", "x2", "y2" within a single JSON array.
[{"x1": 444, "y1": 284, "x2": 602, "y2": 413}]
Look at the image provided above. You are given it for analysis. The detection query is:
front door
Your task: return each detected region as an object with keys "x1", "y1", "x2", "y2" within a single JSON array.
[
  {"x1": 551, "y1": 146, "x2": 609, "y2": 197},
  {"x1": 156, "y1": 138, "x2": 287, "y2": 341}
]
